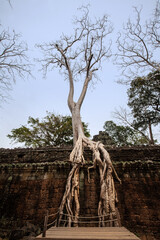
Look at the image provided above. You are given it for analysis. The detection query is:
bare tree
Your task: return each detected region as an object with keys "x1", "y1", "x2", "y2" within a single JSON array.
[
  {"x1": 37, "y1": 6, "x2": 121, "y2": 227},
  {"x1": 113, "y1": 107, "x2": 153, "y2": 144},
  {"x1": 148, "y1": 1, "x2": 160, "y2": 48},
  {"x1": 0, "y1": 27, "x2": 31, "y2": 103},
  {"x1": 115, "y1": 1, "x2": 160, "y2": 83}
]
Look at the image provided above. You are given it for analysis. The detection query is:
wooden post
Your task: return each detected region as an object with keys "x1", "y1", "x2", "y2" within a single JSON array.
[
  {"x1": 42, "y1": 210, "x2": 49, "y2": 237},
  {"x1": 56, "y1": 212, "x2": 61, "y2": 227}
]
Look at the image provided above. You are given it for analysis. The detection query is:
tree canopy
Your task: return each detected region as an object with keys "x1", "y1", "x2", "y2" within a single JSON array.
[
  {"x1": 102, "y1": 120, "x2": 148, "y2": 146},
  {"x1": 127, "y1": 71, "x2": 160, "y2": 144},
  {"x1": 8, "y1": 112, "x2": 90, "y2": 147},
  {"x1": 37, "y1": 6, "x2": 113, "y2": 145}
]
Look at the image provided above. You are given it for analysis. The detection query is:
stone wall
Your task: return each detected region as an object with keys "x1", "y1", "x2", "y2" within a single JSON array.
[{"x1": 0, "y1": 146, "x2": 160, "y2": 240}]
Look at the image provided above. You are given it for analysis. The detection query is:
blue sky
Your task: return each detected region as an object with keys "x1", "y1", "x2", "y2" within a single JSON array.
[{"x1": 0, "y1": 0, "x2": 158, "y2": 148}]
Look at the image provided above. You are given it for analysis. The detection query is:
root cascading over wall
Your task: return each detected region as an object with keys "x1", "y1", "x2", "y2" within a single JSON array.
[{"x1": 57, "y1": 136, "x2": 121, "y2": 227}]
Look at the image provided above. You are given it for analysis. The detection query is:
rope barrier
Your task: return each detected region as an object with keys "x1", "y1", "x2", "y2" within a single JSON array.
[
  {"x1": 61, "y1": 212, "x2": 112, "y2": 219},
  {"x1": 60, "y1": 218, "x2": 118, "y2": 224},
  {"x1": 43, "y1": 210, "x2": 119, "y2": 237},
  {"x1": 45, "y1": 210, "x2": 116, "y2": 220},
  {"x1": 47, "y1": 219, "x2": 57, "y2": 227},
  {"x1": 48, "y1": 211, "x2": 59, "y2": 218}
]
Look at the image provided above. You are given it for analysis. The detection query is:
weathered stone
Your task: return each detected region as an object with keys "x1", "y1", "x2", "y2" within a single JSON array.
[
  {"x1": 9, "y1": 222, "x2": 40, "y2": 240},
  {"x1": 9, "y1": 229, "x2": 25, "y2": 240},
  {"x1": 0, "y1": 146, "x2": 160, "y2": 240}
]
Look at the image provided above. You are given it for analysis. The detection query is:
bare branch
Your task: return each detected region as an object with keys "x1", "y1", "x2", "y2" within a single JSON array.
[
  {"x1": 115, "y1": 4, "x2": 160, "y2": 83},
  {"x1": 6, "y1": 0, "x2": 13, "y2": 8},
  {"x1": 0, "y1": 27, "x2": 31, "y2": 103},
  {"x1": 147, "y1": 1, "x2": 160, "y2": 48},
  {"x1": 37, "y1": 5, "x2": 113, "y2": 109},
  {"x1": 113, "y1": 107, "x2": 150, "y2": 143}
]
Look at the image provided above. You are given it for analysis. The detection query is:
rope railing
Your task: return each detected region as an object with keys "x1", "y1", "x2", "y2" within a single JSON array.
[
  {"x1": 60, "y1": 218, "x2": 118, "y2": 224},
  {"x1": 42, "y1": 210, "x2": 118, "y2": 237},
  {"x1": 42, "y1": 210, "x2": 59, "y2": 237},
  {"x1": 61, "y1": 212, "x2": 112, "y2": 218}
]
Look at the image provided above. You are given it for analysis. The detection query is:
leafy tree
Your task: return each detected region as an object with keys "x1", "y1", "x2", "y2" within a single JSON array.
[
  {"x1": 93, "y1": 130, "x2": 115, "y2": 146},
  {"x1": 128, "y1": 71, "x2": 160, "y2": 144},
  {"x1": 0, "y1": 26, "x2": 31, "y2": 103},
  {"x1": 8, "y1": 112, "x2": 90, "y2": 147},
  {"x1": 102, "y1": 121, "x2": 148, "y2": 146},
  {"x1": 116, "y1": 1, "x2": 160, "y2": 82},
  {"x1": 37, "y1": 6, "x2": 121, "y2": 227}
]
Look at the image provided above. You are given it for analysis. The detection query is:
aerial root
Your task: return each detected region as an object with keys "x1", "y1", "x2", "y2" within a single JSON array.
[{"x1": 57, "y1": 136, "x2": 121, "y2": 227}]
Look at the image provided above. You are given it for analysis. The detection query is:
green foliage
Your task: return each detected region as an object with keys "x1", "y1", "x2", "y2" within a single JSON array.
[
  {"x1": 93, "y1": 130, "x2": 115, "y2": 146},
  {"x1": 103, "y1": 121, "x2": 148, "y2": 146},
  {"x1": 8, "y1": 112, "x2": 90, "y2": 147},
  {"x1": 128, "y1": 71, "x2": 160, "y2": 131}
]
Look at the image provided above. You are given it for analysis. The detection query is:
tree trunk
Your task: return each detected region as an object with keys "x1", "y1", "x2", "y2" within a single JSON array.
[
  {"x1": 57, "y1": 103, "x2": 121, "y2": 227},
  {"x1": 71, "y1": 103, "x2": 85, "y2": 146},
  {"x1": 148, "y1": 121, "x2": 154, "y2": 145}
]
